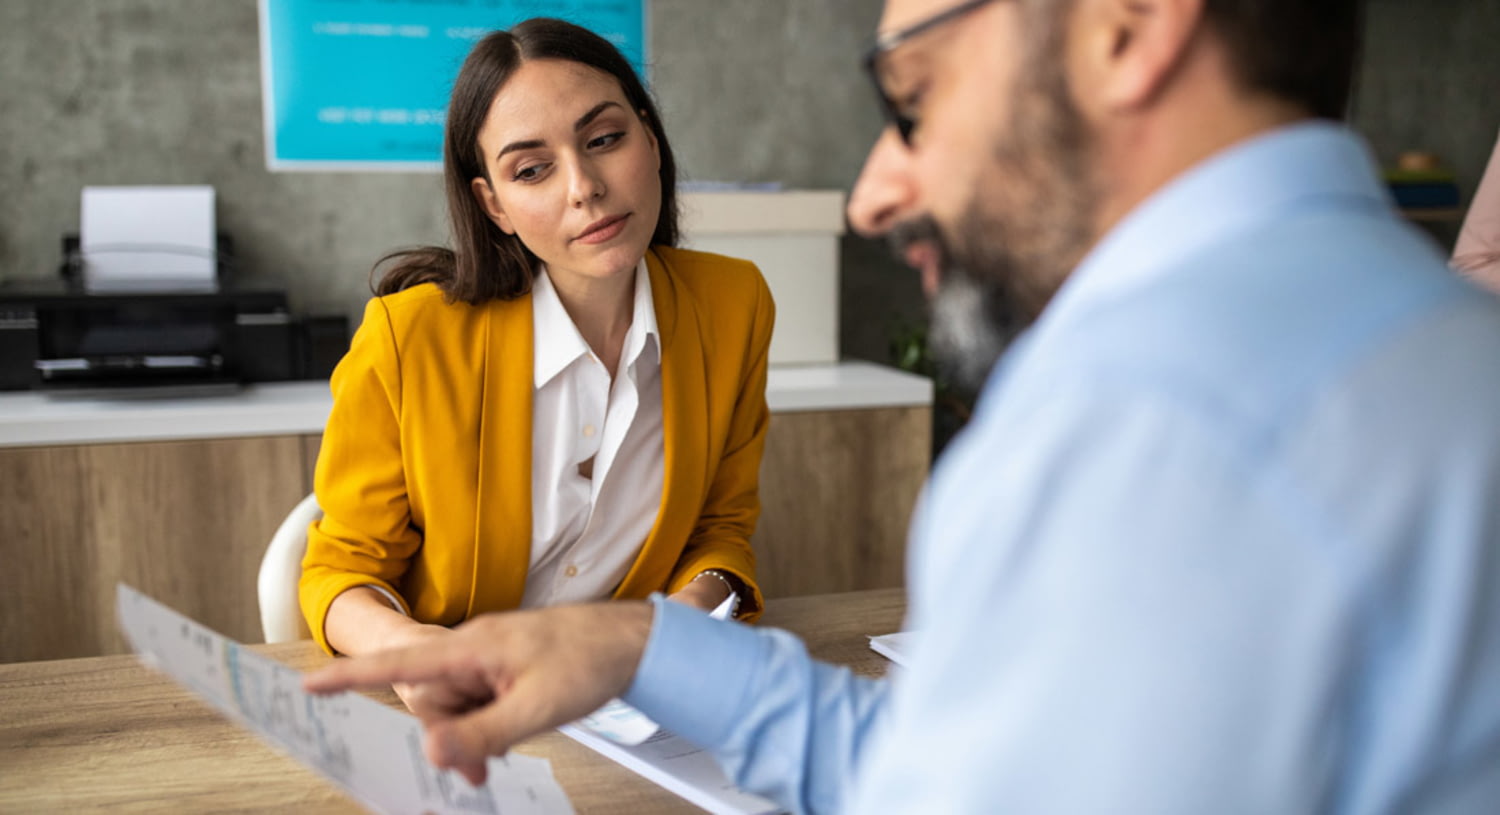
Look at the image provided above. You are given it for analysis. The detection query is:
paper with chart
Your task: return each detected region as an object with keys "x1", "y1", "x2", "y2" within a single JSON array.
[{"x1": 115, "y1": 584, "x2": 574, "y2": 815}]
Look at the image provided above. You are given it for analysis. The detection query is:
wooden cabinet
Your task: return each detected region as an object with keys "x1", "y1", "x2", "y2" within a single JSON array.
[
  {"x1": 1, "y1": 407, "x2": 928, "y2": 663},
  {"x1": 0, "y1": 437, "x2": 310, "y2": 662},
  {"x1": 754, "y1": 406, "x2": 928, "y2": 598}
]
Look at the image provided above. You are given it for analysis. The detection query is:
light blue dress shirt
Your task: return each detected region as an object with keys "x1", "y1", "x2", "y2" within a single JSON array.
[{"x1": 623, "y1": 123, "x2": 1500, "y2": 814}]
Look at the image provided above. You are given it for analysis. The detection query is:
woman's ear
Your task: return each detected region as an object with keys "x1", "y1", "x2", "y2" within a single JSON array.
[{"x1": 471, "y1": 176, "x2": 515, "y2": 234}]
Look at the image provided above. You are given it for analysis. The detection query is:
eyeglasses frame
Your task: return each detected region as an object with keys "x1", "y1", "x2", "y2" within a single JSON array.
[{"x1": 861, "y1": 0, "x2": 1006, "y2": 145}]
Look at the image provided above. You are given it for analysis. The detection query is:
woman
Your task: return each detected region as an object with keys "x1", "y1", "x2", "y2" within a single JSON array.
[
  {"x1": 1454, "y1": 128, "x2": 1500, "y2": 292},
  {"x1": 300, "y1": 18, "x2": 773, "y2": 671}
]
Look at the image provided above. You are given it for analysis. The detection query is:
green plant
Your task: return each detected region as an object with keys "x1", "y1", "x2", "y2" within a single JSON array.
[{"x1": 888, "y1": 318, "x2": 976, "y2": 457}]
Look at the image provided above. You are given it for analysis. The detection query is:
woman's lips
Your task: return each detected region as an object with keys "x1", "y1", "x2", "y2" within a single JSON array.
[{"x1": 575, "y1": 214, "x2": 629, "y2": 245}]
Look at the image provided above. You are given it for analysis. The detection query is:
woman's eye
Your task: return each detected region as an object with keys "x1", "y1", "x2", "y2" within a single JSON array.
[
  {"x1": 587, "y1": 131, "x2": 625, "y2": 150},
  {"x1": 513, "y1": 163, "x2": 547, "y2": 182}
]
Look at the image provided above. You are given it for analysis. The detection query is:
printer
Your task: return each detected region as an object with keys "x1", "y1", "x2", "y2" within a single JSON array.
[
  {"x1": 0, "y1": 279, "x2": 344, "y2": 393},
  {"x1": 0, "y1": 185, "x2": 347, "y2": 394}
]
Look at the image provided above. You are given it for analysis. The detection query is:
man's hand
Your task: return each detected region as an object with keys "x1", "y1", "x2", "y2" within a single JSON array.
[
  {"x1": 304, "y1": 601, "x2": 655, "y2": 785},
  {"x1": 383, "y1": 623, "x2": 454, "y2": 718}
]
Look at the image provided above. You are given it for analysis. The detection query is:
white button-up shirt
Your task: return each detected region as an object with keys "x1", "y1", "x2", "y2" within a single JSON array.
[
  {"x1": 346, "y1": 260, "x2": 665, "y2": 618},
  {"x1": 520, "y1": 260, "x2": 664, "y2": 608}
]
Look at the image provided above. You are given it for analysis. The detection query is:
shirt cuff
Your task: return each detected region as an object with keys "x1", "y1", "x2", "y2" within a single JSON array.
[
  {"x1": 622, "y1": 594, "x2": 770, "y2": 749},
  {"x1": 354, "y1": 583, "x2": 407, "y2": 614}
]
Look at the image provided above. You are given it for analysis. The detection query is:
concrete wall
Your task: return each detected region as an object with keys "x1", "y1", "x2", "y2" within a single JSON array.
[
  {"x1": 1, "y1": 1, "x2": 1496, "y2": 365},
  {"x1": 1356, "y1": 0, "x2": 1500, "y2": 198},
  {"x1": 0, "y1": 0, "x2": 887, "y2": 337},
  {"x1": 1352, "y1": 0, "x2": 1500, "y2": 252}
]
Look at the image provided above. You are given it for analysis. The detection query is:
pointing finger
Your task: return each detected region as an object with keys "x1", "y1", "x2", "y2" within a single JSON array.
[{"x1": 303, "y1": 637, "x2": 479, "y2": 694}]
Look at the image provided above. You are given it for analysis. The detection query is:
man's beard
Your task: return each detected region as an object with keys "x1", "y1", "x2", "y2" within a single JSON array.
[
  {"x1": 888, "y1": 218, "x2": 1020, "y2": 392},
  {"x1": 890, "y1": 18, "x2": 1096, "y2": 393}
]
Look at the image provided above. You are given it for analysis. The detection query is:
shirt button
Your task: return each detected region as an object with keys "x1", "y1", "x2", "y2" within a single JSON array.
[
  {"x1": 582, "y1": 424, "x2": 596, "y2": 437},
  {"x1": 565, "y1": 564, "x2": 578, "y2": 578}
]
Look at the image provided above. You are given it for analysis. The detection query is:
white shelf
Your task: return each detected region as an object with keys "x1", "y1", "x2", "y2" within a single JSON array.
[{"x1": 0, "y1": 361, "x2": 931, "y2": 448}]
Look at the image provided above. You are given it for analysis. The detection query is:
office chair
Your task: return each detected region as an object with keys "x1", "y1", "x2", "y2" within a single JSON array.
[{"x1": 257, "y1": 492, "x2": 321, "y2": 643}]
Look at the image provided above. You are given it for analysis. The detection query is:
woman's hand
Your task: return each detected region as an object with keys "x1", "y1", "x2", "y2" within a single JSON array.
[
  {"x1": 384, "y1": 623, "x2": 458, "y2": 717},
  {"x1": 323, "y1": 589, "x2": 460, "y2": 715}
]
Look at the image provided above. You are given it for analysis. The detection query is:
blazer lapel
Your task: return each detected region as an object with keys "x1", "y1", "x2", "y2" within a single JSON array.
[
  {"x1": 470, "y1": 294, "x2": 534, "y2": 616},
  {"x1": 616, "y1": 249, "x2": 709, "y2": 597}
]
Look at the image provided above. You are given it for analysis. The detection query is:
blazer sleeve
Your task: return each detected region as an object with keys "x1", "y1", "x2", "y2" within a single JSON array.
[
  {"x1": 662, "y1": 273, "x2": 774, "y2": 620},
  {"x1": 299, "y1": 296, "x2": 421, "y2": 653}
]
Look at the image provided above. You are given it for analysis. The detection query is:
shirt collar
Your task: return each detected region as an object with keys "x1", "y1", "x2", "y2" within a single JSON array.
[
  {"x1": 1025, "y1": 121, "x2": 1393, "y2": 347},
  {"x1": 532, "y1": 259, "x2": 658, "y2": 389},
  {"x1": 624, "y1": 257, "x2": 661, "y2": 369}
]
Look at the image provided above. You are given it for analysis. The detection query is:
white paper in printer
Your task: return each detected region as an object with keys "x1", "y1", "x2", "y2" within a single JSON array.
[{"x1": 80, "y1": 185, "x2": 217, "y2": 292}]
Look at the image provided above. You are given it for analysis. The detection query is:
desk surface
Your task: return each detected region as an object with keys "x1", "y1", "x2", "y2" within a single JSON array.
[{"x1": 0, "y1": 588, "x2": 905, "y2": 814}]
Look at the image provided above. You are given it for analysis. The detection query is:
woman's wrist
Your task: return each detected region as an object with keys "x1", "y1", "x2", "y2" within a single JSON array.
[
  {"x1": 326, "y1": 586, "x2": 422, "y2": 655},
  {"x1": 689, "y1": 569, "x2": 741, "y2": 618}
]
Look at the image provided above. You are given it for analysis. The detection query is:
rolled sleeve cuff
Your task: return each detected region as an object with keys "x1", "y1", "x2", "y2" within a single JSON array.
[
  {"x1": 359, "y1": 584, "x2": 407, "y2": 614},
  {"x1": 623, "y1": 594, "x2": 770, "y2": 749}
]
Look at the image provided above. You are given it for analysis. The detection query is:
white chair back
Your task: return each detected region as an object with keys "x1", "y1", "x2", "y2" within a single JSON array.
[{"x1": 257, "y1": 493, "x2": 322, "y2": 643}]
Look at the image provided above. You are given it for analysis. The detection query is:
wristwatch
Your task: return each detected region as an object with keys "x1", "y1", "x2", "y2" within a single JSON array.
[{"x1": 691, "y1": 569, "x2": 741, "y2": 619}]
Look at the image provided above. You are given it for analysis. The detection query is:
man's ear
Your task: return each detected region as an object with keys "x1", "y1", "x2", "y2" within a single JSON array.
[
  {"x1": 471, "y1": 176, "x2": 515, "y2": 234},
  {"x1": 1072, "y1": 0, "x2": 1204, "y2": 113}
]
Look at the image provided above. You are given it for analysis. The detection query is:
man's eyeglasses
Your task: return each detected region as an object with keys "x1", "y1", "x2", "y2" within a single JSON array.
[{"x1": 862, "y1": 0, "x2": 1004, "y2": 146}]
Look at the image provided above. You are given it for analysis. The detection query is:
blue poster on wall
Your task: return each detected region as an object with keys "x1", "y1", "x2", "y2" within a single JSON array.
[{"x1": 257, "y1": 0, "x2": 648, "y2": 171}]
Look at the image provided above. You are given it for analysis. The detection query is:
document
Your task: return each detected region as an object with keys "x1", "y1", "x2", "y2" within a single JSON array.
[
  {"x1": 571, "y1": 592, "x2": 738, "y2": 746},
  {"x1": 560, "y1": 725, "x2": 782, "y2": 815},
  {"x1": 868, "y1": 631, "x2": 917, "y2": 667},
  {"x1": 81, "y1": 186, "x2": 218, "y2": 292},
  {"x1": 562, "y1": 593, "x2": 782, "y2": 815},
  {"x1": 115, "y1": 584, "x2": 574, "y2": 815}
]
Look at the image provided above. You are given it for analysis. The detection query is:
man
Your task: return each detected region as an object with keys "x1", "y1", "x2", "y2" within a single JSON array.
[{"x1": 307, "y1": 0, "x2": 1500, "y2": 811}]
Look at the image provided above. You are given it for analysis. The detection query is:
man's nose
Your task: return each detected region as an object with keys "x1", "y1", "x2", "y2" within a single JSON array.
[{"x1": 847, "y1": 129, "x2": 916, "y2": 238}]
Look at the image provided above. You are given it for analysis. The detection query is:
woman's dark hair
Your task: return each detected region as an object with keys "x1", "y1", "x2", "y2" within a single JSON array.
[{"x1": 374, "y1": 18, "x2": 679, "y2": 303}]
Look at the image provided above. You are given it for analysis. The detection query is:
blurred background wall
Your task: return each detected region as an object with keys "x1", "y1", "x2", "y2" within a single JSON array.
[{"x1": 1, "y1": 0, "x2": 1495, "y2": 366}]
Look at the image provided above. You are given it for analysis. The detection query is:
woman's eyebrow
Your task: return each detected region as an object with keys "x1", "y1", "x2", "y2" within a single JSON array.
[
  {"x1": 497, "y1": 138, "x2": 545, "y2": 160},
  {"x1": 574, "y1": 100, "x2": 622, "y2": 131},
  {"x1": 496, "y1": 101, "x2": 624, "y2": 161}
]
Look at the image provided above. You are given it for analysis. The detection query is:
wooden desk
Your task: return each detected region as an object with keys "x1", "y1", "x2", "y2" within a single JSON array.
[{"x1": 0, "y1": 589, "x2": 905, "y2": 814}]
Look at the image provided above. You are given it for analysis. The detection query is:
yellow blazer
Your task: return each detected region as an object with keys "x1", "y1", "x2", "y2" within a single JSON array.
[{"x1": 301, "y1": 246, "x2": 773, "y2": 653}]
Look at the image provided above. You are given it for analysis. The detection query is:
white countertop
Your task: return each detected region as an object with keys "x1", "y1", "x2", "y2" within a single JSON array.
[{"x1": 0, "y1": 361, "x2": 932, "y2": 448}]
